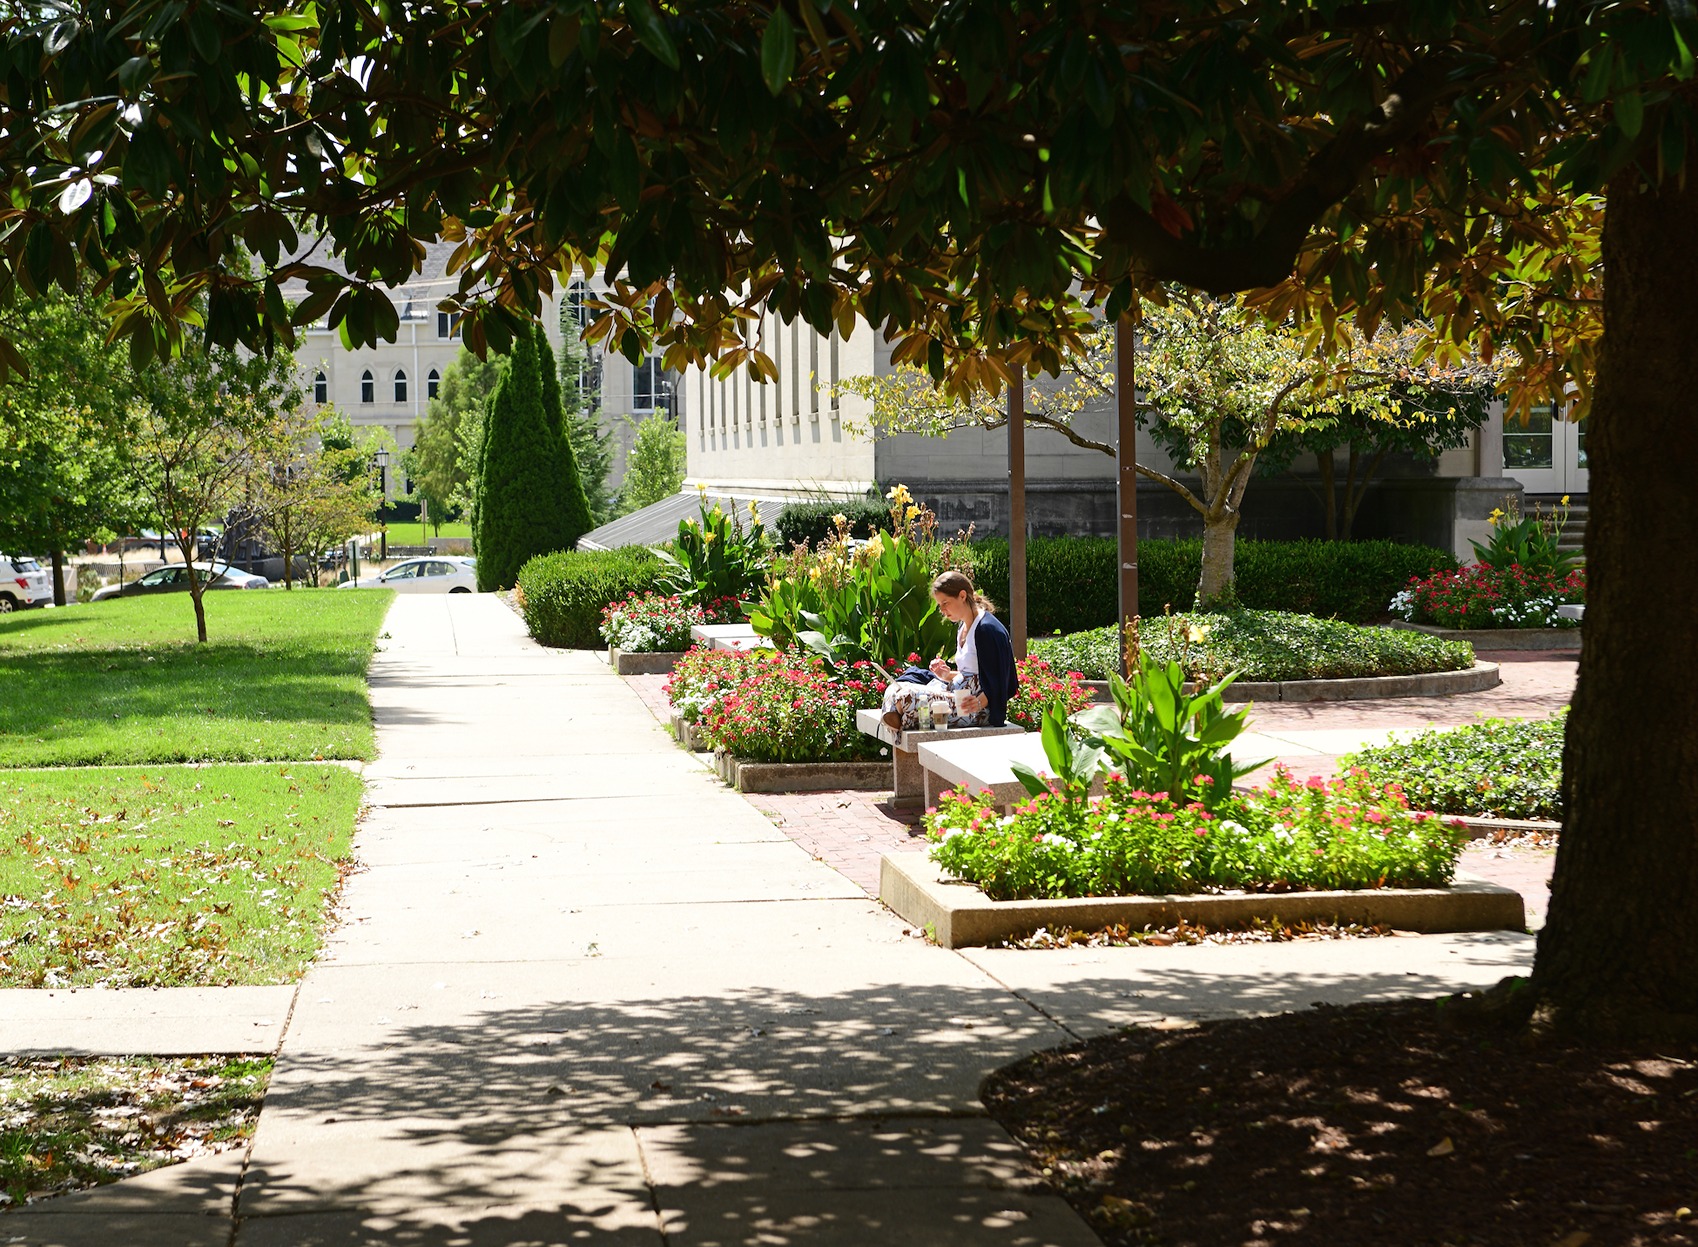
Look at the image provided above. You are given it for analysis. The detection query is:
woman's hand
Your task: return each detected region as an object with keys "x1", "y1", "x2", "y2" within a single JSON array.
[
  {"x1": 928, "y1": 658, "x2": 953, "y2": 681},
  {"x1": 960, "y1": 693, "x2": 988, "y2": 714}
]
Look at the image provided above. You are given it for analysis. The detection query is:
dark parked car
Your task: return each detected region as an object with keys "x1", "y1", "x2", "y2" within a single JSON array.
[{"x1": 90, "y1": 563, "x2": 270, "y2": 601}]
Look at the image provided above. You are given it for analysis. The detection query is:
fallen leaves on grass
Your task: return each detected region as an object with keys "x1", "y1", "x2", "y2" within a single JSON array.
[{"x1": 0, "y1": 1055, "x2": 271, "y2": 1206}]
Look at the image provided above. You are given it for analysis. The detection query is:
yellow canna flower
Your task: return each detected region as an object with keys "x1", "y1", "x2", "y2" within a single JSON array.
[
  {"x1": 1560, "y1": 494, "x2": 1570, "y2": 507},
  {"x1": 1186, "y1": 624, "x2": 1209, "y2": 644},
  {"x1": 696, "y1": 483, "x2": 708, "y2": 496},
  {"x1": 1488, "y1": 507, "x2": 1505, "y2": 527},
  {"x1": 831, "y1": 513, "x2": 847, "y2": 527},
  {"x1": 749, "y1": 501, "x2": 762, "y2": 524},
  {"x1": 703, "y1": 530, "x2": 718, "y2": 544}
]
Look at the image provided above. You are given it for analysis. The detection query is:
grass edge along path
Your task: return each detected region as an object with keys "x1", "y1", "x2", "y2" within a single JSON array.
[
  {"x1": 0, "y1": 763, "x2": 362, "y2": 988},
  {"x1": 0, "y1": 1055, "x2": 272, "y2": 1207},
  {"x1": 0, "y1": 591, "x2": 392, "y2": 769}
]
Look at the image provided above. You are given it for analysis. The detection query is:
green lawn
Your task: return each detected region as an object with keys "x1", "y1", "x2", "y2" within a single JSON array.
[
  {"x1": 384, "y1": 520, "x2": 472, "y2": 544},
  {"x1": 0, "y1": 591, "x2": 392, "y2": 768},
  {"x1": 0, "y1": 764, "x2": 361, "y2": 987}
]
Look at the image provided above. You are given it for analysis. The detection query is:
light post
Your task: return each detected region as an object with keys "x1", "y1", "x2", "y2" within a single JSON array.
[{"x1": 373, "y1": 448, "x2": 390, "y2": 562}]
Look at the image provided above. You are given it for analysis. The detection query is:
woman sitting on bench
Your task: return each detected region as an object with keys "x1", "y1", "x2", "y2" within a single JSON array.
[{"x1": 881, "y1": 570, "x2": 1019, "y2": 730}]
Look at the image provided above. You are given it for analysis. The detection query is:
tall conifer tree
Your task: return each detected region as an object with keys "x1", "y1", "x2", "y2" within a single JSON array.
[{"x1": 473, "y1": 328, "x2": 570, "y2": 591}]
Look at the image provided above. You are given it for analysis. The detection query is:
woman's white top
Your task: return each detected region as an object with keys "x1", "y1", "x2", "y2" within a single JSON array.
[{"x1": 954, "y1": 610, "x2": 985, "y2": 677}]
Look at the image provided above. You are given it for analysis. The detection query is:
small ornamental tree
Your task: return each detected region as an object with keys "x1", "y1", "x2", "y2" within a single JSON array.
[
  {"x1": 533, "y1": 321, "x2": 594, "y2": 550},
  {"x1": 473, "y1": 325, "x2": 571, "y2": 591},
  {"x1": 557, "y1": 305, "x2": 615, "y2": 525},
  {"x1": 615, "y1": 411, "x2": 687, "y2": 517}
]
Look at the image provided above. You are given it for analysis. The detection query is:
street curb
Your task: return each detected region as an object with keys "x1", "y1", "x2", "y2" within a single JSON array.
[
  {"x1": 715, "y1": 751, "x2": 890, "y2": 793},
  {"x1": 879, "y1": 852, "x2": 1526, "y2": 948},
  {"x1": 1390, "y1": 621, "x2": 1582, "y2": 652},
  {"x1": 1456, "y1": 814, "x2": 1561, "y2": 839},
  {"x1": 609, "y1": 647, "x2": 685, "y2": 675},
  {"x1": 1081, "y1": 661, "x2": 1501, "y2": 704}
]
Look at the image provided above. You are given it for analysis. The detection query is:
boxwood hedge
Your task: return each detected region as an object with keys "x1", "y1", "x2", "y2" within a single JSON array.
[{"x1": 516, "y1": 546, "x2": 664, "y2": 649}]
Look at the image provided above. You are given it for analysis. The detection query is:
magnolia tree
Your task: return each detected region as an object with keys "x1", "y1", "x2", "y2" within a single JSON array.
[{"x1": 846, "y1": 298, "x2": 1493, "y2": 603}]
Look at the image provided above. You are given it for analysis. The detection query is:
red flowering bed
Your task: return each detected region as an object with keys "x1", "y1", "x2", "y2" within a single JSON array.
[
  {"x1": 663, "y1": 647, "x2": 766, "y2": 724},
  {"x1": 1392, "y1": 564, "x2": 1585, "y2": 630},
  {"x1": 1007, "y1": 657, "x2": 1095, "y2": 730},
  {"x1": 599, "y1": 591, "x2": 745, "y2": 653},
  {"x1": 925, "y1": 767, "x2": 1468, "y2": 901},
  {"x1": 694, "y1": 651, "x2": 892, "y2": 763}
]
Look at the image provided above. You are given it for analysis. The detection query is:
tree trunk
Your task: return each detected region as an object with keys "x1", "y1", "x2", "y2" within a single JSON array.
[
  {"x1": 1196, "y1": 509, "x2": 1241, "y2": 606},
  {"x1": 1316, "y1": 451, "x2": 1337, "y2": 540},
  {"x1": 1530, "y1": 162, "x2": 1698, "y2": 1038},
  {"x1": 282, "y1": 511, "x2": 295, "y2": 591},
  {"x1": 49, "y1": 544, "x2": 66, "y2": 607}
]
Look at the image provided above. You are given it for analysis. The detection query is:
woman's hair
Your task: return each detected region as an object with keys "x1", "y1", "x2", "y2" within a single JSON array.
[{"x1": 932, "y1": 569, "x2": 994, "y2": 614}]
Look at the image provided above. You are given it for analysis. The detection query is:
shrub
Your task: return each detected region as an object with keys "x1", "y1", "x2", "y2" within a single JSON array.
[
  {"x1": 1006, "y1": 657, "x2": 1095, "y2": 731},
  {"x1": 973, "y1": 537, "x2": 1456, "y2": 635},
  {"x1": 696, "y1": 651, "x2": 888, "y2": 763},
  {"x1": 516, "y1": 546, "x2": 663, "y2": 647},
  {"x1": 1032, "y1": 611, "x2": 1475, "y2": 683},
  {"x1": 1341, "y1": 715, "x2": 1565, "y2": 820},
  {"x1": 1391, "y1": 564, "x2": 1585, "y2": 629},
  {"x1": 599, "y1": 592, "x2": 743, "y2": 653},
  {"x1": 534, "y1": 320, "x2": 596, "y2": 552},
  {"x1": 970, "y1": 537, "x2": 1118, "y2": 635},
  {"x1": 924, "y1": 768, "x2": 1468, "y2": 901},
  {"x1": 774, "y1": 499, "x2": 889, "y2": 548}
]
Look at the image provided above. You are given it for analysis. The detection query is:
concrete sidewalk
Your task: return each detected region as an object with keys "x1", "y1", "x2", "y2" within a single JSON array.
[{"x1": 1, "y1": 596, "x2": 1537, "y2": 1246}]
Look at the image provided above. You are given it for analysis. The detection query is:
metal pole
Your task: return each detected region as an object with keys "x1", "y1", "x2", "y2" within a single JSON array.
[
  {"x1": 1008, "y1": 365, "x2": 1027, "y2": 660},
  {"x1": 1116, "y1": 315, "x2": 1140, "y2": 676},
  {"x1": 379, "y1": 463, "x2": 388, "y2": 561}
]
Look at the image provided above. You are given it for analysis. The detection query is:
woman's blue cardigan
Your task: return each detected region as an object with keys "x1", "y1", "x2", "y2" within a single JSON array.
[{"x1": 973, "y1": 613, "x2": 1020, "y2": 726}]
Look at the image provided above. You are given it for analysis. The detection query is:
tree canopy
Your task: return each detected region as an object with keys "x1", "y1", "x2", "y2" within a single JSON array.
[{"x1": 0, "y1": 1, "x2": 1649, "y2": 401}]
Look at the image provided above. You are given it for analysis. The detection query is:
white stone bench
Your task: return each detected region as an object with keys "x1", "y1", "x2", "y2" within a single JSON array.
[
  {"x1": 916, "y1": 732, "x2": 1103, "y2": 811},
  {"x1": 688, "y1": 623, "x2": 771, "y2": 652},
  {"x1": 853, "y1": 708, "x2": 1025, "y2": 808}
]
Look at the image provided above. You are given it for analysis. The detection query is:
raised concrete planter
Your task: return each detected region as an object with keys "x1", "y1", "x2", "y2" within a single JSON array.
[
  {"x1": 669, "y1": 711, "x2": 707, "y2": 752},
  {"x1": 918, "y1": 734, "x2": 1103, "y2": 812},
  {"x1": 688, "y1": 622, "x2": 770, "y2": 653},
  {"x1": 1081, "y1": 662, "x2": 1501, "y2": 704},
  {"x1": 853, "y1": 708, "x2": 1025, "y2": 808},
  {"x1": 1391, "y1": 621, "x2": 1581, "y2": 652},
  {"x1": 610, "y1": 647, "x2": 685, "y2": 676},
  {"x1": 713, "y1": 750, "x2": 890, "y2": 793},
  {"x1": 880, "y1": 852, "x2": 1527, "y2": 949}
]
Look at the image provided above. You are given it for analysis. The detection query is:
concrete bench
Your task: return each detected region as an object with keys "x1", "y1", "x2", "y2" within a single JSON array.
[
  {"x1": 688, "y1": 623, "x2": 771, "y2": 653},
  {"x1": 854, "y1": 708, "x2": 1025, "y2": 808},
  {"x1": 916, "y1": 732, "x2": 1103, "y2": 811}
]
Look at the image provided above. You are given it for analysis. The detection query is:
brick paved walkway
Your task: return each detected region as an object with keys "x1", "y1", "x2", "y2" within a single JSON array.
[{"x1": 624, "y1": 656, "x2": 1574, "y2": 927}]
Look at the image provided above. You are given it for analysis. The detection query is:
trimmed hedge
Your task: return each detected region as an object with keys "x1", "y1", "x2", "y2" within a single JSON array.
[
  {"x1": 773, "y1": 500, "x2": 889, "y2": 548},
  {"x1": 973, "y1": 536, "x2": 1455, "y2": 633},
  {"x1": 517, "y1": 546, "x2": 664, "y2": 648},
  {"x1": 1032, "y1": 610, "x2": 1476, "y2": 683}
]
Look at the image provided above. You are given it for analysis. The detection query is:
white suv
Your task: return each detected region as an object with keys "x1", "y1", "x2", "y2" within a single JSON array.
[{"x1": 0, "y1": 555, "x2": 53, "y2": 613}]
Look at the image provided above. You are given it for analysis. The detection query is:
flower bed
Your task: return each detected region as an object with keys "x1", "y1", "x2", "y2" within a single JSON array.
[
  {"x1": 1006, "y1": 656, "x2": 1095, "y2": 729},
  {"x1": 1390, "y1": 564, "x2": 1585, "y2": 630},
  {"x1": 600, "y1": 591, "x2": 744, "y2": 653},
  {"x1": 1341, "y1": 715, "x2": 1565, "y2": 821},
  {"x1": 924, "y1": 768, "x2": 1468, "y2": 902},
  {"x1": 693, "y1": 650, "x2": 891, "y2": 763},
  {"x1": 1031, "y1": 611, "x2": 1474, "y2": 684}
]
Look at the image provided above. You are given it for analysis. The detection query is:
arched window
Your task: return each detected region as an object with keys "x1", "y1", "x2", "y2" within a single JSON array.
[
  {"x1": 568, "y1": 280, "x2": 590, "y2": 328},
  {"x1": 360, "y1": 370, "x2": 374, "y2": 404},
  {"x1": 394, "y1": 369, "x2": 408, "y2": 403},
  {"x1": 313, "y1": 371, "x2": 327, "y2": 404},
  {"x1": 426, "y1": 368, "x2": 440, "y2": 400}
]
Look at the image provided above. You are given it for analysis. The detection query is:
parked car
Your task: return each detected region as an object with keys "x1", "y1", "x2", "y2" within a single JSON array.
[
  {"x1": 90, "y1": 563, "x2": 270, "y2": 601},
  {"x1": 338, "y1": 556, "x2": 477, "y2": 593},
  {"x1": 0, "y1": 554, "x2": 54, "y2": 613}
]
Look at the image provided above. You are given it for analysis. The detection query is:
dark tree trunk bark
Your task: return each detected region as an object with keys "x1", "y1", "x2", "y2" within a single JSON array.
[
  {"x1": 1316, "y1": 451, "x2": 1337, "y2": 540},
  {"x1": 1530, "y1": 163, "x2": 1698, "y2": 1038},
  {"x1": 49, "y1": 545, "x2": 66, "y2": 607}
]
